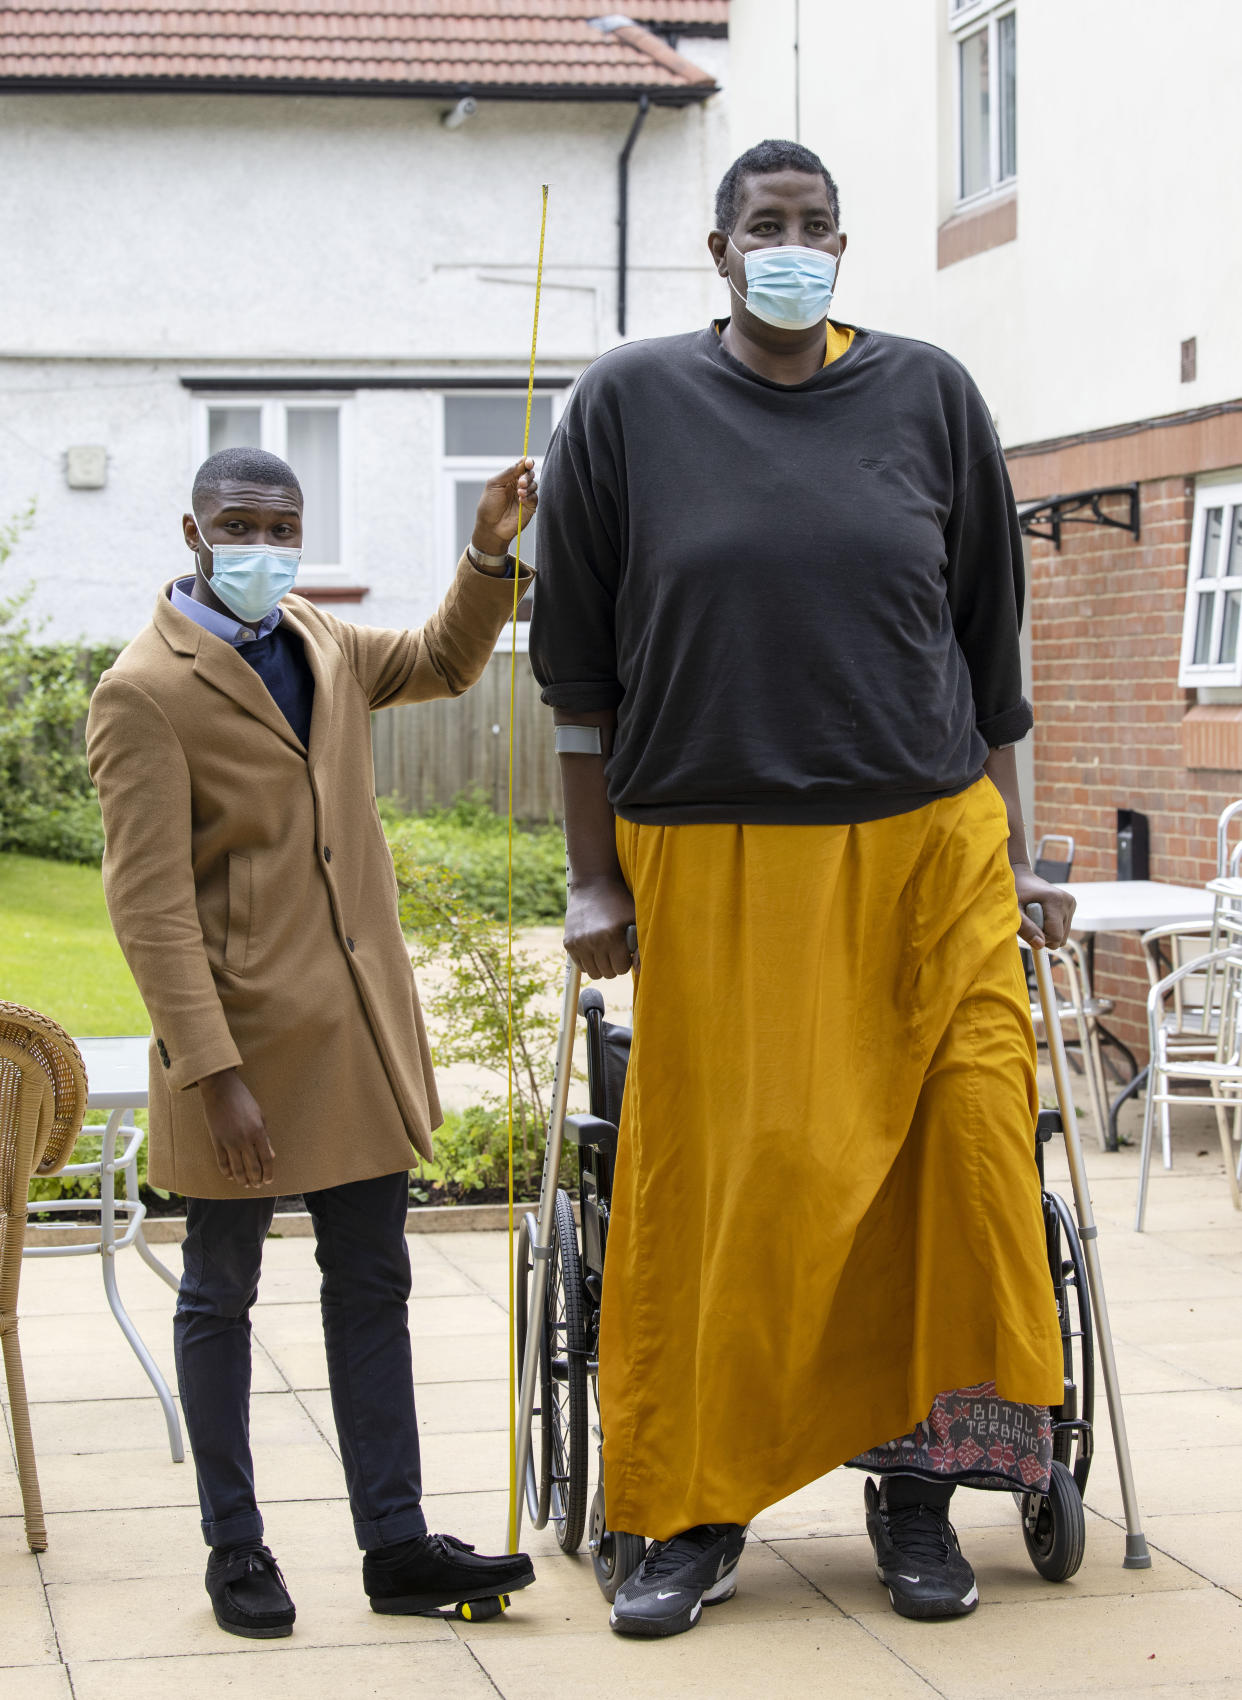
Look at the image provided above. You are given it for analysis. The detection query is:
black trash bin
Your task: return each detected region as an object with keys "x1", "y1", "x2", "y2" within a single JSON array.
[{"x1": 1117, "y1": 809, "x2": 1150, "y2": 881}]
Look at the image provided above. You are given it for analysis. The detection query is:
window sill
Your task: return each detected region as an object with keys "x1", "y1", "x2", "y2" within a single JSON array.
[
  {"x1": 296, "y1": 585, "x2": 371, "y2": 605},
  {"x1": 1181, "y1": 705, "x2": 1242, "y2": 772},
  {"x1": 937, "y1": 189, "x2": 1017, "y2": 270}
]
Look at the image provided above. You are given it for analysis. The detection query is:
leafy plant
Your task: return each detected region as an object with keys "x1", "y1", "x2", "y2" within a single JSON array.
[
  {"x1": 380, "y1": 790, "x2": 566, "y2": 925},
  {"x1": 415, "y1": 1104, "x2": 562, "y2": 1202},
  {"x1": 393, "y1": 847, "x2": 558, "y2": 1152},
  {"x1": 0, "y1": 506, "x2": 113, "y2": 862}
]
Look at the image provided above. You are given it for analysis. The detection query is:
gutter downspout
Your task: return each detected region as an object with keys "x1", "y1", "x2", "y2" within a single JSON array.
[{"x1": 617, "y1": 94, "x2": 650, "y2": 338}]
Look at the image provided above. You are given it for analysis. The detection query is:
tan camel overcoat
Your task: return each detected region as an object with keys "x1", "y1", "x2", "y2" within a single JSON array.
[{"x1": 85, "y1": 553, "x2": 531, "y2": 1199}]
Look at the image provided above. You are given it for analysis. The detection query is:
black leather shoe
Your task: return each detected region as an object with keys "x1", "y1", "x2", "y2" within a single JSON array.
[
  {"x1": 363, "y1": 1532, "x2": 535, "y2": 1618},
  {"x1": 205, "y1": 1542, "x2": 296, "y2": 1639}
]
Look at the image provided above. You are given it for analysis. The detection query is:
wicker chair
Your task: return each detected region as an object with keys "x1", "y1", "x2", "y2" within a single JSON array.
[{"x1": 0, "y1": 1003, "x2": 87, "y2": 1552}]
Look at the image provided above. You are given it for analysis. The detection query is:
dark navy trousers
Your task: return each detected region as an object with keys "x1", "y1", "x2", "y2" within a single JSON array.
[{"x1": 174, "y1": 1170, "x2": 427, "y2": 1551}]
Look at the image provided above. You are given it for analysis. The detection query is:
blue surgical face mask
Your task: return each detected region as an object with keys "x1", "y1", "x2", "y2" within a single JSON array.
[
  {"x1": 728, "y1": 237, "x2": 839, "y2": 332},
  {"x1": 193, "y1": 514, "x2": 300, "y2": 624}
]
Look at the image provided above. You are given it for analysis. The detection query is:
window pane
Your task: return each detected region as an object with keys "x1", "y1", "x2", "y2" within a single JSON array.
[
  {"x1": 959, "y1": 29, "x2": 990, "y2": 198},
  {"x1": 444, "y1": 395, "x2": 553, "y2": 458},
  {"x1": 998, "y1": 12, "x2": 1017, "y2": 180},
  {"x1": 454, "y1": 478, "x2": 538, "y2": 568},
  {"x1": 207, "y1": 407, "x2": 262, "y2": 455},
  {"x1": 1201, "y1": 508, "x2": 1225, "y2": 577},
  {"x1": 1221, "y1": 592, "x2": 1242, "y2": 666},
  {"x1": 1226, "y1": 506, "x2": 1242, "y2": 577},
  {"x1": 1193, "y1": 592, "x2": 1216, "y2": 665},
  {"x1": 286, "y1": 408, "x2": 340, "y2": 565}
]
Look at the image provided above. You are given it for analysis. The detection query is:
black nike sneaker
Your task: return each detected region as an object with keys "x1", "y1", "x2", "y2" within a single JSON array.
[
  {"x1": 864, "y1": 1477, "x2": 979, "y2": 1620},
  {"x1": 609, "y1": 1523, "x2": 747, "y2": 1638},
  {"x1": 363, "y1": 1532, "x2": 535, "y2": 1618}
]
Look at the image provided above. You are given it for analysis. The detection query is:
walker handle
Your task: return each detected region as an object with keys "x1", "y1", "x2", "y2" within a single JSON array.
[
  {"x1": 1025, "y1": 900, "x2": 1045, "y2": 945},
  {"x1": 626, "y1": 924, "x2": 639, "y2": 956}
]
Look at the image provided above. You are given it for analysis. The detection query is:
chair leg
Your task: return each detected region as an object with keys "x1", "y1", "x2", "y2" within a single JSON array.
[
  {"x1": 1160, "y1": 1088, "x2": 1174, "y2": 1170},
  {"x1": 1216, "y1": 1088, "x2": 1242, "y2": 1213},
  {"x1": 1135, "y1": 1065, "x2": 1161, "y2": 1232},
  {"x1": 100, "y1": 1117, "x2": 185, "y2": 1464},
  {"x1": 1084, "y1": 1020, "x2": 1112, "y2": 1152},
  {"x1": 1, "y1": 1322, "x2": 47, "y2": 1552},
  {"x1": 121, "y1": 1131, "x2": 179, "y2": 1294}
]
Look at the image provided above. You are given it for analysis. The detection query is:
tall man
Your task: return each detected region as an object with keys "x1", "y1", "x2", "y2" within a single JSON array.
[
  {"x1": 531, "y1": 140, "x2": 1074, "y2": 1638},
  {"x1": 87, "y1": 445, "x2": 537, "y2": 1638}
]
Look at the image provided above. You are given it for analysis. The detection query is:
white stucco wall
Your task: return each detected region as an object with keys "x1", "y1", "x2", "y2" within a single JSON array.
[
  {"x1": 728, "y1": 0, "x2": 1242, "y2": 449},
  {"x1": 0, "y1": 44, "x2": 731, "y2": 644}
]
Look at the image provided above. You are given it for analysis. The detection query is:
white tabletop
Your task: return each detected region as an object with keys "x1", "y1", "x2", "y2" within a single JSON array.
[
  {"x1": 74, "y1": 1035, "x2": 151, "y2": 1108},
  {"x1": 1059, "y1": 880, "x2": 1216, "y2": 935}
]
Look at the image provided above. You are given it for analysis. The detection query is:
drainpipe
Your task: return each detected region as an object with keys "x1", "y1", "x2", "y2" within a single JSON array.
[{"x1": 616, "y1": 95, "x2": 650, "y2": 338}]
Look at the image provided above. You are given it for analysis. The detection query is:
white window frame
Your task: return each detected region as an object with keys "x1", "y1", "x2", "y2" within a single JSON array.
[
  {"x1": 1178, "y1": 477, "x2": 1242, "y2": 688},
  {"x1": 192, "y1": 394, "x2": 355, "y2": 587},
  {"x1": 436, "y1": 389, "x2": 565, "y2": 654},
  {"x1": 950, "y1": 0, "x2": 1017, "y2": 208}
]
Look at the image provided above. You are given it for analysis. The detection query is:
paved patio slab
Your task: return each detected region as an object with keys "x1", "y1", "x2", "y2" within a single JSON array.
[{"x1": 2, "y1": 1080, "x2": 1239, "y2": 1697}]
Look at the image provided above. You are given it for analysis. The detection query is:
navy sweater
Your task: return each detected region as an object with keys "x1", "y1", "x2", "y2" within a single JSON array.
[
  {"x1": 236, "y1": 624, "x2": 316, "y2": 751},
  {"x1": 529, "y1": 322, "x2": 1032, "y2": 826}
]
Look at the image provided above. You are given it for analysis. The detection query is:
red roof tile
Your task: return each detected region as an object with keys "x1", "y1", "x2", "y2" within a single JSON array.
[{"x1": 0, "y1": 3, "x2": 726, "y2": 96}]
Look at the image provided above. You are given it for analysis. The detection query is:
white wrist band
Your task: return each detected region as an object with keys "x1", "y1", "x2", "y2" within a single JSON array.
[
  {"x1": 468, "y1": 543, "x2": 511, "y2": 569},
  {"x1": 555, "y1": 724, "x2": 604, "y2": 756}
]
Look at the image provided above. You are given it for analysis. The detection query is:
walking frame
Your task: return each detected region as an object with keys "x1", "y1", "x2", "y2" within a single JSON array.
[{"x1": 509, "y1": 907, "x2": 1151, "y2": 1571}]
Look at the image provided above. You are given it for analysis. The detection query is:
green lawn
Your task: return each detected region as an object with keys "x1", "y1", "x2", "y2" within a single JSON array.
[{"x1": 0, "y1": 851, "x2": 147, "y2": 1036}]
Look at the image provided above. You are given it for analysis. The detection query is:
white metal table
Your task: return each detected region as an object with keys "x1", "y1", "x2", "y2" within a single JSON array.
[
  {"x1": 1059, "y1": 881, "x2": 1216, "y2": 1149},
  {"x1": 24, "y1": 1036, "x2": 185, "y2": 1462},
  {"x1": 1060, "y1": 880, "x2": 1216, "y2": 936}
]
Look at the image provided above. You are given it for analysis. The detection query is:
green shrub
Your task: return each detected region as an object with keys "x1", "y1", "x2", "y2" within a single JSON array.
[
  {"x1": 0, "y1": 506, "x2": 115, "y2": 864},
  {"x1": 415, "y1": 1104, "x2": 571, "y2": 1202},
  {"x1": 381, "y1": 790, "x2": 566, "y2": 925}
]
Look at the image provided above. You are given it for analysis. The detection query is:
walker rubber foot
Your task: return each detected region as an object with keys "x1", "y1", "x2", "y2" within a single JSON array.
[{"x1": 1123, "y1": 1535, "x2": 1152, "y2": 1570}]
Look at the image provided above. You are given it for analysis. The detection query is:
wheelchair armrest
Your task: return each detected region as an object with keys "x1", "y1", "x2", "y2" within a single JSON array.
[
  {"x1": 1035, "y1": 1107, "x2": 1062, "y2": 1143},
  {"x1": 564, "y1": 1113, "x2": 619, "y2": 1159}
]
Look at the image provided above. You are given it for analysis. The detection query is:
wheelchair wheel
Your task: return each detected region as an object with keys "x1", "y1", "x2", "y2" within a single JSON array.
[
  {"x1": 514, "y1": 1212, "x2": 550, "y2": 1528},
  {"x1": 1048, "y1": 1190, "x2": 1095, "y2": 1495},
  {"x1": 589, "y1": 1481, "x2": 645, "y2": 1602},
  {"x1": 1020, "y1": 1460, "x2": 1086, "y2": 1582},
  {"x1": 544, "y1": 1188, "x2": 590, "y2": 1553}
]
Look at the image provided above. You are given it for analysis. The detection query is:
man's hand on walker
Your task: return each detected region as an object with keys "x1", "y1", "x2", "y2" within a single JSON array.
[
  {"x1": 470, "y1": 456, "x2": 539, "y2": 560},
  {"x1": 565, "y1": 874, "x2": 637, "y2": 980},
  {"x1": 198, "y1": 1068, "x2": 276, "y2": 1189},
  {"x1": 1013, "y1": 864, "x2": 1076, "y2": 951}
]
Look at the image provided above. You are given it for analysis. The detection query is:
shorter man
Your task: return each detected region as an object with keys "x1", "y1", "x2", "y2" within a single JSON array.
[{"x1": 87, "y1": 446, "x2": 537, "y2": 1637}]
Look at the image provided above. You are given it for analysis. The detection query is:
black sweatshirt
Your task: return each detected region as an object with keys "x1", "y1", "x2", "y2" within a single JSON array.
[{"x1": 529, "y1": 322, "x2": 1032, "y2": 826}]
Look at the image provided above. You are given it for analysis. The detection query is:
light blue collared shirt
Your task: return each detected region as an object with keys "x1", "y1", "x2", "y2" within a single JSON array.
[{"x1": 170, "y1": 577, "x2": 283, "y2": 647}]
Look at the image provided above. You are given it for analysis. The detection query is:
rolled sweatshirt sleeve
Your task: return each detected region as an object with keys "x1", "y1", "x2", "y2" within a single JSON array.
[
  {"x1": 944, "y1": 439, "x2": 1034, "y2": 748},
  {"x1": 528, "y1": 418, "x2": 625, "y2": 712}
]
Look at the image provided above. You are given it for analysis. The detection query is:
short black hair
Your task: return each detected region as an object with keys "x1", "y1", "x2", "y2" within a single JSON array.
[
  {"x1": 192, "y1": 446, "x2": 303, "y2": 506},
  {"x1": 714, "y1": 139, "x2": 841, "y2": 234}
]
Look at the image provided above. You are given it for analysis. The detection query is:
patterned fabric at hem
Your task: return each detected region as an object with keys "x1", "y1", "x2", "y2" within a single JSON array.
[{"x1": 846, "y1": 1382, "x2": 1053, "y2": 1494}]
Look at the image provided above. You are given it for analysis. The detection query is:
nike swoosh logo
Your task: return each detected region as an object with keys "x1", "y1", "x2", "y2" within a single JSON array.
[
  {"x1": 656, "y1": 1590, "x2": 681, "y2": 1600},
  {"x1": 898, "y1": 1573, "x2": 920, "y2": 1583}
]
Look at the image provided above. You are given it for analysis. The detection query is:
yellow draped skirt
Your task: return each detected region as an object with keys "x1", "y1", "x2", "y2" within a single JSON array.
[{"x1": 600, "y1": 777, "x2": 1065, "y2": 1540}]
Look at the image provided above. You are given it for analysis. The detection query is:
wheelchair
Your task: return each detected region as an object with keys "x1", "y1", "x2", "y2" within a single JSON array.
[
  {"x1": 513, "y1": 909, "x2": 1148, "y2": 1591},
  {"x1": 514, "y1": 986, "x2": 644, "y2": 1600}
]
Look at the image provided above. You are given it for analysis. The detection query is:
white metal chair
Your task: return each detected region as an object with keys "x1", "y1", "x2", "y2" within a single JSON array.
[
  {"x1": 1139, "y1": 922, "x2": 1218, "y2": 1171},
  {"x1": 1135, "y1": 944, "x2": 1242, "y2": 1230},
  {"x1": 23, "y1": 1036, "x2": 184, "y2": 1462},
  {"x1": 1024, "y1": 938, "x2": 1112, "y2": 1151}
]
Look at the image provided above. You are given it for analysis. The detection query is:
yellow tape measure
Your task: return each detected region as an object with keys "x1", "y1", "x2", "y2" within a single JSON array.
[{"x1": 507, "y1": 184, "x2": 549, "y2": 1554}]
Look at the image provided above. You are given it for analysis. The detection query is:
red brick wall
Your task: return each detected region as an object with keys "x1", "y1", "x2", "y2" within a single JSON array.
[{"x1": 1024, "y1": 474, "x2": 1242, "y2": 1059}]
